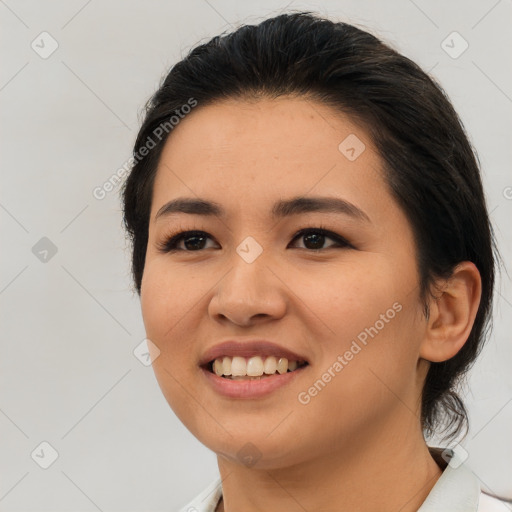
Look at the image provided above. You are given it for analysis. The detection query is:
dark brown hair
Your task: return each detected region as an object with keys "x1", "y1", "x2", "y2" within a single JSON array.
[{"x1": 122, "y1": 11, "x2": 498, "y2": 442}]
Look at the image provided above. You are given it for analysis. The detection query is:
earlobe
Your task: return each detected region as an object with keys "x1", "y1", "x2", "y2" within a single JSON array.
[{"x1": 419, "y1": 262, "x2": 482, "y2": 363}]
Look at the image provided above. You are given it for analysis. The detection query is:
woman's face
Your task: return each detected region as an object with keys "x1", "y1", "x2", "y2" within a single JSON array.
[{"x1": 141, "y1": 96, "x2": 428, "y2": 468}]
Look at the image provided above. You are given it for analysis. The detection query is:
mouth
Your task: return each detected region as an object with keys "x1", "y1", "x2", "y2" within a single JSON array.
[
  {"x1": 198, "y1": 340, "x2": 310, "y2": 399},
  {"x1": 203, "y1": 355, "x2": 309, "y2": 380}
]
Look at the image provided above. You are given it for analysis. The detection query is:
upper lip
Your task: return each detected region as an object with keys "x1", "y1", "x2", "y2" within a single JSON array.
[{"x1": 199, "y1": 339, "x2": 309, "y2": 367}]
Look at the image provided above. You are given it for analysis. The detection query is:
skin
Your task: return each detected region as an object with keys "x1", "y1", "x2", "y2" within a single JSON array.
[{"x1": 140, "y1": 96, "x2": 482, "y2": 512}]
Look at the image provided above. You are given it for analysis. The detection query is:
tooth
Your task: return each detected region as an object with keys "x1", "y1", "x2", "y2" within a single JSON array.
[
  {"x1": 212, "y1": 355, "x2": 301, "y2": 378},
  {"x1": 222, "y1": 356, "x2": 232, "y2": 376},
  {"x1": 231, "y1": 356, "x2": 247, "y2": 376},
  {"x1": 247, "y1": 356, "x2": 264, "y2": 376},
  {"x1": 264, "y1": 356, "x2": 277, "y2": 374},
  {"x1": 213, "y1": 358, "x2": 224, "y2": 376},
  {"x1": 277, "y1": 357, "x2": 288, "y2": 374}
]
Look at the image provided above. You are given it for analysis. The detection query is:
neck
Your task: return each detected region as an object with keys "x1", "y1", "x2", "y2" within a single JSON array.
[{"x1": 215, "y1": 414, "x2": 443, "y2": 512}]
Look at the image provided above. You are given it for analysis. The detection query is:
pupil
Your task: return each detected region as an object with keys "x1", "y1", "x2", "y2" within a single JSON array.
[
  {"x1": 185, "y1": 235, "x2": 206, "y2": 250},
  {"x1": 304, "y1": 233, "x2": 324, "y2": 249}
]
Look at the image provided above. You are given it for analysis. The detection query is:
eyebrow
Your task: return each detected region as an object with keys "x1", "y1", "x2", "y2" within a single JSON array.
[{"x1": 155, "y1": 195, "x2": 371, "y2": 223}]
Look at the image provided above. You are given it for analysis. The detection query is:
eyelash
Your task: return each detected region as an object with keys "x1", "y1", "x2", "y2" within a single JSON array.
[{"x1": 156, "y1": 224, "x2": 354, "y2": 253}]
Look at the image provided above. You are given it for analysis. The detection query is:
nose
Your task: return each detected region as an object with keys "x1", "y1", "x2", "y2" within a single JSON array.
[{"x1": 208, "y1": 252, "x2": 287, "y2": 327}]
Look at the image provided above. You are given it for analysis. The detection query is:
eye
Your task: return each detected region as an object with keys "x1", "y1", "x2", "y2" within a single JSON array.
[
  {"x1": 157, "y1": 226, "x2": 353, "y2": 253},
  {"x1": 289, "y1": 227, "x2": 352, "y2": 250},
  {"x1": 157, "y1": 230, "x2": 217, "y2": 253}
]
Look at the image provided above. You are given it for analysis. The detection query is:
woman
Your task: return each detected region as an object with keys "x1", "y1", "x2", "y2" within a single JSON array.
[{"x1": 122, "y1": 11, "x2": 505, "y2": 512}]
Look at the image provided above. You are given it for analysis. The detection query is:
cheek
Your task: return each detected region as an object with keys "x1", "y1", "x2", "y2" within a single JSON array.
[
  {"x1": 294, "y1": 311, "x2": 420, "y2": 450},
  {"x1": 140, "y1": 264, "x2": 204, "y2": 428},
  {"x1": 141, "y1": 260, "x2": 199, "y2": 344},
  {"x1": 291, "y1": 257, "x2": 420, "y2": 404},
  {"x1": 140, "y1": 262, "x2": 198, "y2": 385},
  {"x1": 288, "y1": 255, "x2": 400, "y2": 346}
]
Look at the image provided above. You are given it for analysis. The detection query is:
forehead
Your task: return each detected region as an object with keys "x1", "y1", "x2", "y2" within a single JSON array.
[{"x1": 151, "y1": 96, "x2": 386, "y2": 220}]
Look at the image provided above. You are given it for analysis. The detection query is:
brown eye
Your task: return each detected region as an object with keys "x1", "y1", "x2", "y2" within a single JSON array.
[
  {"x1": 289, "y1": 228, "x2": 352, "y2": 250},
  {"x1": 157, "y1": 231, "x2": 217, "y2": 253}
]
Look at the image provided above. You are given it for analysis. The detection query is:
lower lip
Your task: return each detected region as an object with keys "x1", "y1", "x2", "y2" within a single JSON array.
[{"x1": 200, "y1": 366, "x2": 308, "y2": 399}]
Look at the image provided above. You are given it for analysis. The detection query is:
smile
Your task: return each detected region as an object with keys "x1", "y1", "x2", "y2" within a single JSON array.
[{"x1": 201, "y1": 357, "x2": 309, "y2": 399}]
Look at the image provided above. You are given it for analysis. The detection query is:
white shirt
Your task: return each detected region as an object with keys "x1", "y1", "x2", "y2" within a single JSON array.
[{"x1": 177, "y1": 447, "x2": 510, "y2": 512}]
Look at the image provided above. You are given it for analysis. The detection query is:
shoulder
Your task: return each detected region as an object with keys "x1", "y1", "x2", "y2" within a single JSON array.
[{"x1": 477, "y1": 492, "x2": 512, "y2": 512}]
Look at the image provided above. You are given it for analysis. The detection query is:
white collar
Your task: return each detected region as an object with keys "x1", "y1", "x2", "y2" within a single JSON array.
[{"x1": 417, "y1": 446, "x2": 480, "y2": 511}]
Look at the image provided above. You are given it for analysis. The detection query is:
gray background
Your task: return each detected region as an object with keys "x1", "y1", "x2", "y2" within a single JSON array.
[{"x1": 1, "y1": 0, "x2": 511, "y2": 510}]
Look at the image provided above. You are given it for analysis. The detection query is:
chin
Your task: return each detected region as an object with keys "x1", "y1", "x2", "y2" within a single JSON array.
[{"x1": 189, "y1": 423, "x2": 311, "y2": 470}]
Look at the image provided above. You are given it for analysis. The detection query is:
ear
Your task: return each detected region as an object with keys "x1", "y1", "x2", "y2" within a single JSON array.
[{"x1": 419, "y1": 262, "x2": 482, "y2": 363}]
